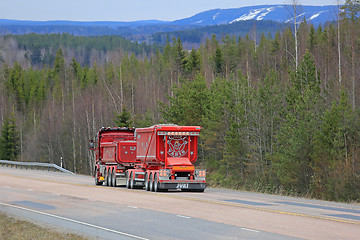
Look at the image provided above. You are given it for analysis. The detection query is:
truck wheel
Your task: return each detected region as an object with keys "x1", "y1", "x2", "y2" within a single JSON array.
[
  {"x1": 149, "y1": 173, "x2": 154, "y2": 192},
  {"x1": 154, "y1": 173, "x2": 159, "y2": 192},
  {"x1": 145, "y1": 173, "x2": 150, "y2": 191},
  {"x1": 130, "y1": 172, "x2": 134, "y2": 189},
  {"x1": 105, "y1": 170, "x2": 109, "y2": 186},
  {"x1": 126, "y1": 172, "x2": 130, "y2": 188},
  {"x1": 111, "y1": 170, "x2": 116, "y2": 187},
  {"x1": 109, "y1": 169, "x2": 113, "y2": 187}
]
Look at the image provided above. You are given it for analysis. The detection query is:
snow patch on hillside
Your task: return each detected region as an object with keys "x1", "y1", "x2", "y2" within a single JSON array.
[
  {"x1": 256, "y1": 7, "x2": 275, "y2": 20},
  {"x1": 213, "y1": 12, "x2": 220, "y2": 20},
  {"x1": 309, "y1": 10, "x2": 328, "y2": 20},
  {"x1": 231, "y1": 9, "x2": 262, "y2": 22},
  {"x1": 230, "y1": 7, "x2": 276, "y2": 23},
  {"x1": 285, "y1": 13, "x2": 306, "y2": 23}
]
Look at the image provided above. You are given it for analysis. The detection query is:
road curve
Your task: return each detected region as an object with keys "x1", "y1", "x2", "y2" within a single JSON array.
[{"x1": 0, "y1": 167, "x2": 359, "y2": 240}]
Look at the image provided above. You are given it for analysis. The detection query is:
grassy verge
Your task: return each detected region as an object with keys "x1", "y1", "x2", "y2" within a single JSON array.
[{"x1": 0, "y1": 212, "x2": 88, "y2": 240}]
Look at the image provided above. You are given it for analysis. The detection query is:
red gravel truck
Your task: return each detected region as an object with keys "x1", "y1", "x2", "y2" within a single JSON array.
[
  {"x1": 91, "y1": 125, "x2": 206, "y2": 192},
  {"x1": 91, "y1": 127, "x2": 138, "y2": 187}
]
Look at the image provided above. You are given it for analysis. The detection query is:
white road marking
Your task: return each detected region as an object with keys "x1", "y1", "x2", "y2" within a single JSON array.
[
  {"x1": 241, "y1": 227, "x2": 260, "y2": 233},
  {"x1": 27, "y1": 189, "x2": 33, "y2": 191},
  {"x1": 176, "y1": 215, "x2": 191, "y2": 219},
  {"x1": 0, "y1": 202, "x2": 149, "y2": 240},
  {"x1": 128, "y1": 206, "x2": 138, "y2": 209}
]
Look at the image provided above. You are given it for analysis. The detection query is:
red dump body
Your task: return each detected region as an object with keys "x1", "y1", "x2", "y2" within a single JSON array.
[
  {"x1": 96, "y1": 127, "x2": 137, "y2": 166},
  {"x1": 135, "y1": 125, "x2": 201, "y2": 169}
]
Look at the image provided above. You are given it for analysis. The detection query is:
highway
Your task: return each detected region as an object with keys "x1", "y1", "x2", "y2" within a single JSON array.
[{"x1": 0, "y1": 167, "x2": 359, "y2": 240}]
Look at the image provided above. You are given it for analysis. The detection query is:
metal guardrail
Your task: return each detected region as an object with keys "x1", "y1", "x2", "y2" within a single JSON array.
[{"x1": 0, "y1": 160, "x2": 74, "y2": 174}]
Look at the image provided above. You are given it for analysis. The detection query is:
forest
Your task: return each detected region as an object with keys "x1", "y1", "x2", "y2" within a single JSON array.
[{"x1": 0, "y1": 1, "x2": 359, "y2": 202}]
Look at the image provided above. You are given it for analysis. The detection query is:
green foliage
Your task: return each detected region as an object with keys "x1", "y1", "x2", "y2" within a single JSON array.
[
  {"x1": 202, "y1": 76, "x2": 235, "y2": 170},
  {"x1": 213, "y1": 47, "x2": 224, "y2": 76},
  {"x1": 186, "y1": 49, "x2": 201, "y2": 74},
  {"x1": 173, "y1": 37, "x2": 187, "y2": 76},
  {"x1": 5, "y1": 62, "x2": 46, "y2": 112},
  {"x1": 341, "y1": 0, "x2": 360, "y2": 21},
  {"x1": 160, "y1": 73, "x2": 209, "y2": 126},
  {"x1": 274, "y1": 51, "x2": 323, "y2": 194},
  {"x1": 31, "y1": 45, "x2": 42, "y2": 65},
  {"x1": 311, "y1": 91, "x2": 360, "y2": 201},
  {"x1": 12, "y1": 33, "x2": 162, "y2": 66},
  {"x1": 308, "y1": 25, "x2": 316, "y2": 51},
  {"x1": 114, "y1": 108, "x2": 133, "y2": 128},
  {"x1": 0, "y1": 113, "x2": 20, "y2": 160},
  {"x1": 134, "y1": 110, "x2": 156, "y2": 128},
  {"x1": 54, "y1": 49, "x2": 65, "y2": 74},
  {"x1": 291, "y1": 50, "x2": 321, "y2": 94}
]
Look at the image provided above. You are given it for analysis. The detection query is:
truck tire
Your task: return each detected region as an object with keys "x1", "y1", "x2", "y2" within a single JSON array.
[
  {"x1": 126, "y1": 171, "x2": 130, "y2": 188},
  {"x1": 130, "y1": 172, "x2": 134, "y2": 189},
  {"x1": 154, "y1": 173, "x2": 159, "y2": 192},
  {"x1": 105, "y1": 170, "x2": 109, "y2": 186},
  {"x1": 149, "y1": 173, "x2": 154, "y2": 192},
  {"x1": 109, "y1": 169, "x2": 113, "y2": 187},
  {"x1": 145, "y1": 173, "x2": 150, "y2": 191},
  {"x1": 111, "y1": 170, "x2": 116, "y2": 187}
]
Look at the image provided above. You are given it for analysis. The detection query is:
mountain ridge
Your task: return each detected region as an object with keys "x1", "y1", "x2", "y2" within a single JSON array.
[
  {"x1": 172, "y1": 5, "x2": 338, "y2": 26},
  {"x1": 0, "y1": 5, "x2": 338, "y2": 37}
]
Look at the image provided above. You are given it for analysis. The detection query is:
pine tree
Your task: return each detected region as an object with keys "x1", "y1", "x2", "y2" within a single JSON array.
[
  {"x1": 54, "y1": 48, "x2": 65, "y2": 74},
  {"x1": 31, "y1": 45, "x2": 42, "y2": 66},
  {"x1": 213, "y1": 46, "x2": 224, "y2": 76},
  {"x1": 0, "y1": 113, "x2": 20, "y2": 160},
  {"x1": 174, "y1": 37, "x2": 187, "y2": 76},
  {"x1": 114, "y1": 108, "x2": 132, "y2": 128},
  {"x1": 186, "y1": 49, "x2": 201, "y2": 75}
]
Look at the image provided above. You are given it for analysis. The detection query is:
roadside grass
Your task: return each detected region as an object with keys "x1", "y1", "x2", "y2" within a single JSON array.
[{"x1": 0, "y1": 212, "x2": 88, "y2": 240}]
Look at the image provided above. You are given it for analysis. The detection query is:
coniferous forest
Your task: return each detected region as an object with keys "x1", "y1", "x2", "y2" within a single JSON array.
[{"x1": 0, "y1": 2, "x2": 359, "y2": 202}]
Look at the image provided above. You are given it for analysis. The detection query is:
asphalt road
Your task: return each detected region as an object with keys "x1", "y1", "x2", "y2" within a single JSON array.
[{"x1": 0, "y1": 167, "x2": 359, "y2": 240}]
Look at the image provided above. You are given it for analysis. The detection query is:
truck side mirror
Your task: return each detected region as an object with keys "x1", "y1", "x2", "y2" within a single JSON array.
[{"x1": 90, "y1": 139, "x2": 94, "y2": 149}]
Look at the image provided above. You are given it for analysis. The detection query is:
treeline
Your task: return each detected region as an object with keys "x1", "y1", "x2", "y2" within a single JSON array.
[
  {"x1": 0, "y1": 2, "x2": 359, "y2": 202},
  {"x1": 1, "y1": 33, "x2": 162, "y2": 67},
  {"x1": 152, "y1": 20, "x2": 287, "y2": 46}
]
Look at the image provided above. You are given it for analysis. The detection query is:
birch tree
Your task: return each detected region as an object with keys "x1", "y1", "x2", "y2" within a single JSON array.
[{"x1": 288, "y1": 0, "x2": 303, "y2": 69}]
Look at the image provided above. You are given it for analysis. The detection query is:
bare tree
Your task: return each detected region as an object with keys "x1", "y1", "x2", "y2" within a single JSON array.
[
  {"x1": 337, "y1": 0, "x2": 342, "y2": 85},
  {"x1": 71, "y1": 70, "x2": 77, "y2": 173},
  {"x1": 341, "y1": 0, "x2": 360, "y2": 109},
  {"x1": 288, "y1": 0, "x2": 303, "y2": 69}
]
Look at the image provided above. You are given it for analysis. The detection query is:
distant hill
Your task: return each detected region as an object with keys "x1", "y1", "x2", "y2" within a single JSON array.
[
  {"x1": 172, "y1": 5, "x2": 337, "y2": 26},
  {"x1": 0, "y1": 5, "x2": 338, "y2": 43}
]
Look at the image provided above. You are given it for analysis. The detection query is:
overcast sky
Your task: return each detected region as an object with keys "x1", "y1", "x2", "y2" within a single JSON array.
[{"x1": 2, "y1": 0, "x2": 344, "y2": 21}]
